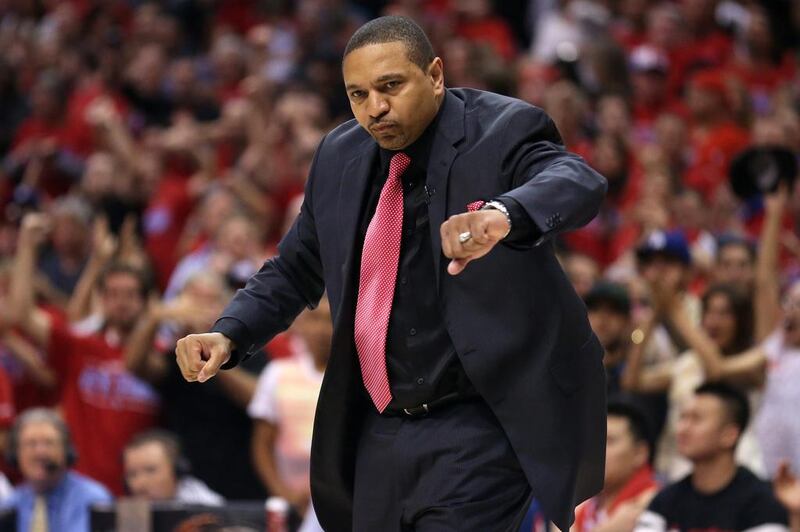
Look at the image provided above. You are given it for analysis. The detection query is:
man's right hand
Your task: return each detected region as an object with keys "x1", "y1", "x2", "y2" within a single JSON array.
[{"x1": 175, "y1": 333, "x2": 233, "y2": 383}]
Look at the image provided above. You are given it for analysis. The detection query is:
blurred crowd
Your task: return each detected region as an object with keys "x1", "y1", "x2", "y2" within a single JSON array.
[{"x1": 0, "y1": 0, "x2": 799, "y2": 530}]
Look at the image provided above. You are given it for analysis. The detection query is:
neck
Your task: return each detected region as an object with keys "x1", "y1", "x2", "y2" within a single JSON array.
[
  {"x1": 598, "y1": 482, "x2": 624, "y2": 510},
  {"x1": 32, "y1": 471, "x2": 66, "y2": 495},
  {"x1": 691, "y1": 452, "x2": 737, "y2": 494},
  {"x1": 313, "y1": 357, "x2": 327, "y2": 372}
]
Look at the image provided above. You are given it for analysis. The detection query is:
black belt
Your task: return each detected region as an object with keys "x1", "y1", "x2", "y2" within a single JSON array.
[{"x1": 383, "y1": 391, "x2": 480, "y2": 418}]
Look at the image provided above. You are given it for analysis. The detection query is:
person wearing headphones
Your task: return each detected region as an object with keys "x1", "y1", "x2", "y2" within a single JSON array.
[
  {"x1": 122, "y1": 429, "x2": 223, "y2": 506},
  {"x1": 2, "y1": 407, "x2": 111, "y2": 532}
]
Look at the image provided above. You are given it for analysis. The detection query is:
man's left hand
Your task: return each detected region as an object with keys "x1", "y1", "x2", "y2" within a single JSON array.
[{"x1": 440, "y1": 210, "x2": 509, "y2": 275}]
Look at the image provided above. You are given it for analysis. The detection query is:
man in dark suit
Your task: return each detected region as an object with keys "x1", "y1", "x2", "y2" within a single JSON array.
[{"x1": 176, "y1": 16, "x2": 607, "y2": 532}]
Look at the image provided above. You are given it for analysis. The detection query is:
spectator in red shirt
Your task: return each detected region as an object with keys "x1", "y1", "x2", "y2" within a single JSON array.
[
  {"x1": 3, "y1": 72, "x2": 82, "y2": 201},
  {"x1": 453, "y1": 0, "x2": 518, "y2": 62},
  {"x1": 670, "y1": 0, "x2": 733, "y2": 93},
  {"x1": 726, "y1": 4, "x2": 796, "y2": 116},
  {"x1": 8, "y1": 213, "x2": 159, "y2": 494},
  {"x1": 683, "y1": 69, "x2": 750, "y2": 201},
  {"x1": 629, "y1": 45, "x2": 687, "y2": 144},
  {"x1": 574, "y1": 400, "x2": 659, "y2": 532}
]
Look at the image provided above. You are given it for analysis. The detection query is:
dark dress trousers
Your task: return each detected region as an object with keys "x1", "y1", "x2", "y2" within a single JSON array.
[{"x1": 212, "y1": 88, "x2": 608, "y2": 531}]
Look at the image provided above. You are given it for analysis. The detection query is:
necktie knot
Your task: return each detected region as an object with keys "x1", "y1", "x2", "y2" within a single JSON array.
[{"x1": 389, "y1": 152, "x2": 411, "y2": 180}]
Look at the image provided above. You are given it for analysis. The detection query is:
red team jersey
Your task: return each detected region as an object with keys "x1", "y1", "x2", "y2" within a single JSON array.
[{"x1": 48, "y1": 322, "x2": 159, "y2": 494}]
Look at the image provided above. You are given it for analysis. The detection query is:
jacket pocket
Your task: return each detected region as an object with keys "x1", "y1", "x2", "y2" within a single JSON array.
[{"x1": 548, "y1": 333, "x2": 602, "y2": 396}]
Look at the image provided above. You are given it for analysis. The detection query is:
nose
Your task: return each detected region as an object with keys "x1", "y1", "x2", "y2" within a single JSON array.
[{"x1": 367, "y1": 93, "x2": 389, "y2": 120}]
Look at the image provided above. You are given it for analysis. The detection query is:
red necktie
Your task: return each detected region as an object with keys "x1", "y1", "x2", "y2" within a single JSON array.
[{"x1": 354, "y1": 152, "x2": 411, "y2": 412}]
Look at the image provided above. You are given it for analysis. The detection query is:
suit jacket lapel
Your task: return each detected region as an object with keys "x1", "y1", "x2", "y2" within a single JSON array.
[
  {"x1": 427, "y1": 91, "x2": 466, "y2": 288},
  {"x1": 337, "y1": 137, "x2": 378, "y2": 306}
]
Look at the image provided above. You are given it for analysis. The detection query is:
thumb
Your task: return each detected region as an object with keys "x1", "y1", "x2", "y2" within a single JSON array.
[
  {"x1": 197, "y1": 344, "x2": 230, "y2": 382},
  {"x1": 447, "y1": 258, "x2": 469, "y2": 276}
]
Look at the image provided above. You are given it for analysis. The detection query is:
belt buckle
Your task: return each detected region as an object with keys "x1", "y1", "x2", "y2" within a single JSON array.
[{"x1": 403, "y1": 403, "x2": 429, "y2": 417}]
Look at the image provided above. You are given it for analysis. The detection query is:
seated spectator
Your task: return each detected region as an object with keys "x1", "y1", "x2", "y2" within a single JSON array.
[
  {"x1": 36, "y1": 196, "x2": 92, "y2": 299},
  {"x1": 682, "y1": 69, "x2": 750, "y2": 201},
  {"x1": 634, "y1": 383, "x2": 787, "y2": 532},
  {"x1": 562, "y1": 251, "x2": 600, "y2": 299},
  {"x1": 625, "y1": 280, "x2": 766, "y2": 479},
  {"x1": 584, "y1": 281, "x2": 632, "y2": 395},
  {"x1": 164, "y1": 214, "x2": 262, "y2": 300},
  {"x1": 125, "y1": 271, "x2": 266, "y2": 499},
  {"x1": 2, "y1": 408, "x2": 111, "y2": 532},
  {"x1": 249, "y1": 296, "x2": 331, "y2": 531},
  {"x1": 572, "y1": 401, "x2": 658, "y2": 532},
  {"x1": 713, "y1": 235, "x2": 756, "y2": 295},
  {"x1": 574, "y1": 401, "x2": 659, "y2": 532},
  {"x1": 122, "y1": 429, "x2": 223, "y2": 506}
]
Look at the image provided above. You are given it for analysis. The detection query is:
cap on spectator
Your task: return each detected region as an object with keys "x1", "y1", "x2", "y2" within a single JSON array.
[
  {"x1": 636, "y1": 230, "x2": 691, "y2": 265},
  {"x1": 629, "y1": 45, "x2": 668, "y2": 75},
  {"x1": 584, "y1": 281, "x2": 631, "y2": 316}
]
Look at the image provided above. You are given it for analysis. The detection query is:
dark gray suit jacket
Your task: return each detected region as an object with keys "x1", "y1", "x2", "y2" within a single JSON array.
[{"x1": 213, "y1": 88, "x2": 608, "y2": 531}]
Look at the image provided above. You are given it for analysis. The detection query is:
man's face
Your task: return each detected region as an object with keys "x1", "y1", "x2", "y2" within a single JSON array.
[
  {"x1": 343, "y1": 41, "x2": 444, "y2": 150},
  {"x1": 605, "y1": 416, "x2": 647, "y2": 490},
  {"x1": 564, "y1": 255, "x2": 598, "y2": 298},
  {"x1": 588, "y1": 306, "x2": 628, "y2": 351},
  {"x1": 100, "y1": 272, "x2": 145, "y2": 332},
  {"x1": 676, "y1": 394, "x2": 738, "y2": 462},
  {"x1": 123, "y1": 442, "x2": 178, "y2": 500},
  {"x1": 639, "y1": 255, "x2": 685, "y2": 287},
  {"x1": 701, "y1": 293, "x2": 737, "y2": 352},
  {"x1": 18, "y1": 422, "x2": 67, "y2": 489},
  {"x1": 715, "y1": 244, "x2": 754, "y2": 289}
]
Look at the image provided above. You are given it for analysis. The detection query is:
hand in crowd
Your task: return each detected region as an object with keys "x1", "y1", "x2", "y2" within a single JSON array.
[
  {"x1": 764, "y1": 182, "x2": 790, "y2": 217},
  {"x1": 156, "y1": 295, "x2": 218, "y2": 333},
  {"x1": 774, "y1": 461, "x2": 800, "y2": 516},
  {"x1": 648, "y1": 269, "x2": 683, "y2": 319},
  {"x1": 85, "y1": 97, "x2": 120, "y2": 129},
  {"x1": 90, "y1": 216, "x2": 118, "y2": 265},
  {"x1": 18, "y1": 213, "x2": 51, "y2": 249}
]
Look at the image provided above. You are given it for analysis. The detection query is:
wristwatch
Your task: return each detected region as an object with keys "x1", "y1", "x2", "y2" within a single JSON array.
[{"x1": 481, "y1": 200, "x2": 512, "y2": 239}]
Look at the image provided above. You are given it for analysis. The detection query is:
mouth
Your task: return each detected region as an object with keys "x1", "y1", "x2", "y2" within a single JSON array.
[{"x1": 370, "y1": 123, "x2": 396, "y2": 134}]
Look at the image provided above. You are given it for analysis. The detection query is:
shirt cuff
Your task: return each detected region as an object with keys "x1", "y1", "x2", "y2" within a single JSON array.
[
  {"x1": 494, "y1": 196, "x2": 541, "y2": 246},
  {"x1": 210, "y1": 317, "x2": 251, "y2": 369}
]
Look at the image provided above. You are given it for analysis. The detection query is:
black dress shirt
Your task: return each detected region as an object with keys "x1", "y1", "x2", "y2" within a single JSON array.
[{"x1": 353, "y1": 97, "x2": 539, "y2": 409}]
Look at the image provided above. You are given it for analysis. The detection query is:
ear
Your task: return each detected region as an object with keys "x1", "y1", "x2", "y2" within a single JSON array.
[
  {"x1": 428, "y1": 57, "x2": 445, "y2": 95},
  {"x1": 720, "y1": 423, "x2": 740, "y2": 450},
  {"x1": 633, "y1": 442, "x2": 650, "y2": 468}
]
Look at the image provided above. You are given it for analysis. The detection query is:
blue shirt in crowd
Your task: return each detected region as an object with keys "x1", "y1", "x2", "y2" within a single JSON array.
[{"x1": 4, "y1": 470, "x2": 111, "y2": 532}]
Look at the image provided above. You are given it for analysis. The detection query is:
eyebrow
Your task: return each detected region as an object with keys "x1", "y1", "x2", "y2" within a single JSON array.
[{"x1": 345, "y1": 72, "x2": 406, "y2": 91}]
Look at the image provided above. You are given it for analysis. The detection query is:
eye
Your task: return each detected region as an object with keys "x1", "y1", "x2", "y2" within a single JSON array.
[
  {"x1": 385, "y1": 81, "x2": 400, "y2": 90},
  {"x1": 350, "y1": 90, "x2": 365, "y2": 100}
]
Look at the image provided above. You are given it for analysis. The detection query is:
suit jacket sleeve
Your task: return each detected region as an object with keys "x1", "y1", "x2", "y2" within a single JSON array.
[
  {"x1": 496, "y1": 105, "x2": 607, "y2": 247},
  {"x1": 211, "y1": 136, "x2": 327, "y2": 368}
]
